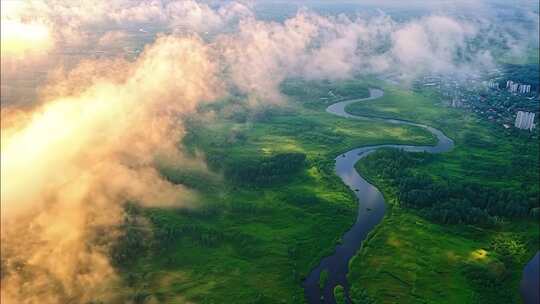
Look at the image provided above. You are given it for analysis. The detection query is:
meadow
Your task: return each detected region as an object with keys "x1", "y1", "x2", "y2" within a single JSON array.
[
  {"x1": 346, "y1": 83, "x2": 539, "y2": 304},
  {"x1": 116, "y1": 79, "x2": 436, "y2": 303},
  {"x1": 116, "y1": 77, "x2": 538, "y2": 304}
]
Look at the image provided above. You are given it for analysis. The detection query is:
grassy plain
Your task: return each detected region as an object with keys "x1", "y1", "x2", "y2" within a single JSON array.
[
  {"x1": 121, "y1": 76, "x2": 537, "y2": 303},
  {"x1": 121, "y1": 79, "x2": 437, "y2": 303},
  {"x1": 346, "y1": 83, "x2": 539, "y2": 304}
]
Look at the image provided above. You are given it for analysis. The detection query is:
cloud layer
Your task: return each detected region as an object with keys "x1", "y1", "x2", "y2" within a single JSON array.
[
  {"x1": 1, "y1": 34, "x2": 219, "y2": 303},
  {"x1": 1, "y1": 1, "x2": 536, "y2": 303},
  {"x1": 2, "y1": 0, "x2": 530, "y2": 105}
]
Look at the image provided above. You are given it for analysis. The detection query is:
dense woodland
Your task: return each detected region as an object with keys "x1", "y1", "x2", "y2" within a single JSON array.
[
  {"x1": 357, "y1": 148, "x2": 538, "y2": 303},
  {"x1": 224, "y1": 152, "x2": 307, "y2": 186},
  {"x1": 359, "y1": 148, "x2": 539, "y2": 226}
]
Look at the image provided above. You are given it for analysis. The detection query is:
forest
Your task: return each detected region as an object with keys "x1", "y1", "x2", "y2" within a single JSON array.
[
  {"x1": 224, "y1": 152, "x2": 307, "y2": 186},
  {"x1": 358, "y1": 148, "x2": 539, "y2": 226}
]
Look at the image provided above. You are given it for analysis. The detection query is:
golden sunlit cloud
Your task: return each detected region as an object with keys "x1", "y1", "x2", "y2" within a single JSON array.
[
  {"x1": 1, "y1": 35, "x2": 220, "y2": 304},
  {"x1": 0, "y1": 20, "x2": 53, "y2": 56},
  {"x1": 1, "y1": 0, "x2": 53, "y2": 58},
  {"x1": 0, "y1": 1, "x2": 523, "y2": 303}
]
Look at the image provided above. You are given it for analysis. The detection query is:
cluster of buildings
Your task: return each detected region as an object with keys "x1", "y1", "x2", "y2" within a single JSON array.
[
  {"x1": 450, "y1": 98, "x2": 465, "y2": 108},
  {"x1": 506, "y1": 80, "x2": 532, "y2": 94},
  {"x1": 414, "y1": 72, "x2": 538, "y2": 135},
  {"x1": 515, "y1": 111, "x2": 536, "y2": 131},
  {"x1": 487, "y1": 80, "x2": 499, "y2": 89}
]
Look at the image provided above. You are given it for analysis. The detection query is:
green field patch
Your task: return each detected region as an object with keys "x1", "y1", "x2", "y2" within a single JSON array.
[{"x1": 347, "y1": 82, "x2": 538, "y2": 304}]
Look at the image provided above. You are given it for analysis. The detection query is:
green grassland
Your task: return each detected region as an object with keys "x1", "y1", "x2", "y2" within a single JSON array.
[
  {"x1": 116, "y1": 76, "x2": 538, "y2": 304},
  {"x1": 346, "y1": 84, "x2": 538, "y2": 190},
  {"x1": 117, "y1": 79, "x2": 437, "y2": 303},
  {"x1": 346, "y1": 83, "x2": 539, "y2": 303}
]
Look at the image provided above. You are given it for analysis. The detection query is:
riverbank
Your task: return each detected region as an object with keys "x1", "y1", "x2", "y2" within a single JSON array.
[
  {"x1": 115, "y1": 79, "x2": 438, "y2": 303},
  {"x1": 304, "y1": 88, "x2": 454, "y2": 304},
  {"x1": 346, "y1": 85, "x2": 539, "y2": 303},
  {"x1": 112, "y1": 79, "x2": 537, "y2": 303}
]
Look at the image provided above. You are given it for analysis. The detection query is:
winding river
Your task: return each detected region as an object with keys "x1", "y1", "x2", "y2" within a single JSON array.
[
  {"x1": 303, "y1": 88, "x2": 455, "y2": 303},
  {"x1": 520, "y1": 251, "x2": 539, "y2": 304},
  {"x1": 303, "y1": 88, "x2": 539, "y2": 304}
]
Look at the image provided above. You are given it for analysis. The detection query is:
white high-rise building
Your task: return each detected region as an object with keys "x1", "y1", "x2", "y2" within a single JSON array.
[
  {"x1": 515, "y1": 111, "x2": 536, "y2": 131},
  {"x1": 518, "y1": 84, "x2": 532, "y2": 94},
  {"x1": 487, "y1": 80, "x2": 499, "y2": 89},
  {"x1": 506, "y1": 81, "x2": 532, "y2": 94},
  {"x1": 507, "y1": 81, "x2": 517, "y2": 93}
]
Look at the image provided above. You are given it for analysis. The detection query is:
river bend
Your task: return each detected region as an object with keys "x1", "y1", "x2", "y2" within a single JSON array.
[{"x1": 303, "y1": 88, "x2": 454, "y2": 303}]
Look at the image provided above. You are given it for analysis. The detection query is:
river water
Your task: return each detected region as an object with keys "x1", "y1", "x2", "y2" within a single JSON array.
[
  {"x1": 303, "y1": 88, "x2": 455, "y2": 303},
  {"x1": 302, "y1": 88, "x2": 539, "y2": 304},
  {"x1": 521, "y1": 251, "x2": 539, "y2": 304}
]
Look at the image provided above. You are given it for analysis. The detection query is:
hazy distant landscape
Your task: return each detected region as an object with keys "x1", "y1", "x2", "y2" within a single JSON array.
[{"x1": 1, "y1": 1, "x2": 539, "y2": 304}]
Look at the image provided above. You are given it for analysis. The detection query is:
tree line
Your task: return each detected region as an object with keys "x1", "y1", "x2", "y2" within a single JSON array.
[
  {"x1": 225, "y1": 152, "x2": 307, "y2": 186},
  {"x1": 360, "y1": 149, "x2": 539, "y2": 226}
]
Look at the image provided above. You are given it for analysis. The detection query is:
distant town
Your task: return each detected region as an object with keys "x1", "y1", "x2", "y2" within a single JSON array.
[{"x1": 414, "y1": 67, "x2": 539, "y2": 137}]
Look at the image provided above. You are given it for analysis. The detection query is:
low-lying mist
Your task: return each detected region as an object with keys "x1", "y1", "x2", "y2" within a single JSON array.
[{"x1": 1, "y1": 0, "x2": 536, "y2": 303}]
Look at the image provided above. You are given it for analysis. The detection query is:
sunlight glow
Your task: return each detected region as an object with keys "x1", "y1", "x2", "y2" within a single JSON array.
[
  {"x1": 1, "y1": 20, "x2": 53, "y2": 56},
  {"x1": 470, "y1": 249, "x2": 488, "y2": 260}
]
